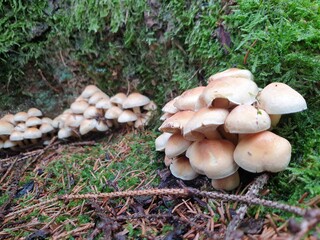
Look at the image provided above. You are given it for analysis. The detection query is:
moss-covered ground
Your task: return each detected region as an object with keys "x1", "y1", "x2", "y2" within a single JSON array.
[{"x1": 0, "y1": 0, "x2": 319, "y2": 238}]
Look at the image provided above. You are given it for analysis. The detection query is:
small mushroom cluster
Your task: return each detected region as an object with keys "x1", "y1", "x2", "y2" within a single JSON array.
[
  {"x1": 0, "y1": 108, "x2": 56, "y2": 150},
  {"x1": 156, "y1": 68, "x2": 307, "y2": 191},
  {"x1": 54, "y1": 85, "x2": 156, "y2": 139}
]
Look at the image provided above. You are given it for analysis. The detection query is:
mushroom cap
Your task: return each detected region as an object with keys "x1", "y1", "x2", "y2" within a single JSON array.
[
  {"x1": 257, "y1": 82, "x2": 307, "y2": 114},
  {"x1": 211, "y1": 171, "x2": 240, "y2": 191},
  {"x1": 160, "y1": 112, "x2": 173, "y2": 121},
  {"x1": 14, "y1": 112, "x2": 29, "y2": 122},
  {"x1": 122, "y1": 92, "x2": 150, "y2": 109},
  {"x1": 14, "y1": 123, "x2": 27, "y2": 132},
  {"x1": 83, "y1": 106, "x2": 102, "y2": 119},
  {"x1": 143, "y1": 101, "x2": 157, "y2": 111},
  {"x1": 79, "y1": 119, "x2": 98, "y2": 135},
  {"x1": 10, "y1": 131, "x2": 25, "y2": 141},
  {"x1": 208, "y1": 68, "x2": 254, "y2": 83},
  {"x1": 39, "y1": 123, "x2": 55, "y2": 134},
  {"x1": 225, "y1": 105, "x2": 271, "y2": 134},
  {"x1": 71, "y1": 100, "x2": 90, "y2": 114},
  {"x1": 105, "y1": 106, "x2": 123, "y2": 119},
  {"x1": 174, "y1": 86, "x2": 205, "y2": 111},
  {"x1": 155, "y1": 132, "x2": 173, "y2": 151},
  {"x1": 96, "y1": 98, "x2": 113, "y2": 109},
  {"x1": 183, "y1": 107, "x2": 229, "y2": 141},
  {"x1": 110, "y1": 93, "x2": 127, "y2": 106},
  {"x1": 3, "y1": 139, "x2": 17, "y2": 149},
  {"x1": 52, "y1": 113, "x2": 70, "y2": 129},
  {"x1": 161, "y1": 97, "x2": 179, "y2": 114},
  {"x1": 81, "y1": 85, "x2": 101, "y2": 99},
  {"x1": 159, "y1": 110, "x2": 195, "y2": 134},
  {"x1": 0, "y1": 114, "x2": 16, "y2": 125},
  {"x1": 200, "y1": 77, "x2": 259, "y2": 107},
  {"x1": 234, "y1": 131, "x2": 292, "y2": 173},
  {"x1": 169, "y1": 155, "x2": 199, "y2": 181},
  {"x1": 24, "y1": 127, "x2": 42, "y2": 139},
  {"x1": 41, "y1": 117, "x2": 54, "y2": 125},
  {"x1": 186, "y1": 139, "x2": 238, "y2": 179},
  {"x1": 65, "y1": 114, "x2": 84, "y2": 128},
  {"x1": 26, "y1": 117, "x2": 42, "y2": 127},
  {"x1": 27, "y1": 108, "x2": 43, "y2": 117},
  {"x1": 117, "y1": 110, "x2": 138, "y2": 123},
  {"x1": 165, "y1": 133, "x2": 192, "y2": 158},
  {"x1": 58, "y1": 127, "x2": 74, "y2": 139},
  {"x1": 95, "y1": 121, "x2": 109, "y2": 132},
  {"x1": 88, "y1": 91, "x2": 109, "y2": 105},
  {"x1": 0, "y1": 120, "x2": 14, "y2": 135}
]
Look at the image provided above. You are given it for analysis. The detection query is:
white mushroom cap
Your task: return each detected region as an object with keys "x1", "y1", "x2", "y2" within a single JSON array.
[
  {"x1": 0, "y1": 120, "x2": 14, "y2": 135},
  {"x1": 58, "y1": 127, "x2": 74, "y2": 139},
  {"x1": 117, "y1": 110, "x2": 138, "y2": 123},
  {"x1": 105, "y1": 106, "x2": 123, "y2": 119},
  {"x1": 26, "y1": 117, "x2": 42, "y2": 127},
  {"x1": 234, "y1": 131, "x2": 292, "y2": 173},
  {"x1": 165, "y1": 133, "x2": 192, "y2": 158},
  {"x1": 88, "y1": 91, "x2": 109, "y2": 105},
  {"x1": 186, "y1": 139, "x2": 238, "y2": 179},
  {"x1": 155, "y1": 132, "x2": 173, "y2": 151},
  {"x1": 14, "y1": 112, "x2": 29, "y2": 122},
  {"x1": 225, "y1": 105, "x2": 271, "y2": 134},
  {"x1": 257, "y1": 82, "x2": 307, "y2": 114},
  {"x1": 95, "y1": 121, "x2": 109, "y2": 132},
  {"x1": 200, "y1": 77, "x2": 259, "y2": 107},
  {"x1": 169, "y1": 155, "x2": 199, "y2": 181},
  {"x1": 174, "y1": 86, "x2": 205, "y2": 111},
  {"x1": 211, "y1": 171, "x2": 240, "y2": 191},
  {"x1": 14, "y1": 123, "x2": 27, "y2": 132},
  {"x1": 110, "y1": 93, "x2": 127, "y2": 106},
  {"x1": 122, "y1": 92, "x2": 150, "y2": 109},
  {"x1": 96, "y1": 98, "x2": 113, "y2": 110},
  {"x1": 3, "y1": 139, "x2": 17, "y2": 149},
  {"x1": 208, "y1": 68, "x2": 254, "y2": 83},
  {"x1": 81, "y1": 85, "x2": 101, "y2": 99},
  {"x1": 65, "y1": 114, "x2": 84, "y2": 128},
  {"x1": 27, "y1": 108, "x2": 43, "y2": 117},
  {"x1": 52, "y1": 113, "x2": 70, "y2": 129},
  {"x1": 79, "y1": 119, "x2": 98, "y2": 135},
  {"x1": 39, "y1": 123, "x2": 55, "y2": 134},
  {"x1": 24, "y1": 127, "x2": 42, "y2": 140},
  {"x1": 70, "y1": 100, "x2": 90, "y2": 114},
  {"x1": 41, "y1": 117, "x2": 54, "y2": 125},
  {"x1": 83, "y1": 106, "x2": 102, "y2": 119},
  {"x1": 183, "y1": 107, "x2": 229, "y2": 141},
  {"x1": 161, "y1": 97, "x2": 179, "y2": 114},
  {"x1": 159, "y1": 110, "x2": 195, "y2": 134},
  {"x1": 10, "y1": 131, "x2": 25, "y2": 141}
]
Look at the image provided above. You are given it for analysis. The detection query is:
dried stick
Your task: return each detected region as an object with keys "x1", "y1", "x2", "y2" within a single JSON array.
[{"x1": 225, "y1": 173, "x2": 269, "y2": 239}]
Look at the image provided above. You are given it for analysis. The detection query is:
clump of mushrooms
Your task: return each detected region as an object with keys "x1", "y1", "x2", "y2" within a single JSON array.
[{"x1": 156, "y1": 68, "x2": 307, "y2": 191}]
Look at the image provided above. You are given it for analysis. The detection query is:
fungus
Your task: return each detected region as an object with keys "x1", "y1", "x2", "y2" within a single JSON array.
[
  {"x1": 161, "y1": 97, "x2": 179, "y2": 114},
  {"x1": 117, "y1": 110, "x2": 138, "y2": 126},
  {"x1": 211, "y1": 171, "x2": 240, "y2": 191},
  {"x1": 158, "y1": 110, "x2": 195, "y2": 134},
  {"x1": 208, "y1": 68, "x2": 253, "y2": 83},
  {"x1": 122, "y1": 92, "x2": 150, "y2": 114},
  {"x1": 81, "y1": 85, "x2": 101, "y2": 99},
  {"x1": 88, "y1": 91, "x2": 109, "y2": 105},
  {"x1": 27, "y1": 108, "x2": 43, "y2": 117},
  {"x1": 24, "y1": 127, "x2": 42, "y2": 144},
  {"x1": 110, "y1": 93, "x2": 127, "y2": 108},
  {"x1": 173, "y1": 86, "x2": 205, "y2": 111},
  {"x1": 165, "y1": 133, "x2": 192, "y2": 158},
  {"x1": 71, "y1": 100, "x2": 90, "y2": 114},
  {"x1": 155, "y1": 132, "x2": 172, "y2": 151},
  {"x1": 26, "y1": 117, "x2": 42, "y2": 127},
  {"x1": 169, "y1": 156, "x2": 199, "y2": 181},
  {"x1": 79, "y1": 119, "x2": 98, "y2": 135},
  {"x1": 14, "y1": 112, "x2": 29, "y2": 123}
]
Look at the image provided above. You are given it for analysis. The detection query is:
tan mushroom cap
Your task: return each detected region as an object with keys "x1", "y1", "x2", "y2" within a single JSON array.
[
  {"x1": 71, "y1": 100, "x2": 90, "y2": 114},
  {"x1": 41, "y1": 117, "x2": 54, "y2": 125},
  {"x1": 169, "y1": 155, "x2": 199, "y2": 181},
  {"x1": 208, "y1": 68, "x2": 254, "y2": 83},
  {"x1": 159, "y1": 110, "x2": 195, "y2": 134},
  {"x1": 83, "y1": 106, "x2": 102, "y2": 119},
  {"x1": 88, "y1": 91, "x2": 109, "y2": 105},
  {"x1": 79, "y1": 119, "x2": 98, "y2": 135},
  {"x1": 155, "y1": 132, "x2": 173, "y2": 151},
  {"x1": 10, "y1": 131, "x2": 25, "y2": 141},
  {"x1": 27, "y1": 108, "x2": 43, "y2": 117},
  {"x1": 26, "y1": 117, "x2": 42, "y2": 127},
  {"x1": 58, "y1": 127, "x2": 74, "y2": 139},
  {"x1": 160, "y1": 112, "x2": 173, "y2": 121},
  {"x1": 65, "y1": 114, "x2": 84, "y2": 128},
  {"x1": 95, "y1": 121, "x2": 109, "y2": 132},
  {"x1": 225, "y1": 105, "x2": 271, "y2": 134},
  {"x1": 14, "y1": 112, "x2": 29, "y2": 122},
  {"x1": 161, "y1": 97, "x2": 179, "y2": 114},
  {"x1": 234, "y1": 131, "x2": 292, "y2": 173},
  {"x1": 14, "y1": 123, "x2": 27, "y2": 132},
  {"x1": 0, "y1": 120, "x2": 14, "y2": 135},
  {"x1": 257, "y1": 82, "x2": 307, "y2": 114},
  {"x1": 117, "y1": 110, "x2": 138, "y2": 123},
  {"x1": 24, "y1": 127, "x2": 42, "y2": 140},
  {"x1": 3, "y1": 139, "x2": 17, "y2": 149},
  {"x1": 81, "y1": 85, "x2": 101, "y2": 99},
  {"x1": 165, "y1": 133, "x2": 192, "y2": 158},
  {"x1": 110, "y1": 93, "x2": 127, "y2": 106},
  {"x1": 211, "y1": 171, "x2": 240, "y2": 191},
  {"x1": 96, "y1": 98, "x2": 113, "y2": 109},
  {"x1": 183, "y1": 107, "x2": 228, "y2": 141},
  {"x1": 39, "y1": 123, "x2": 55, "y2": 134},
  {"x1": 123, "y1": 92, "x2": 150, "y2": 109},
  {"x1": 174, "y1": 86, "x2": 205, "y2": 111},
  {"x1": 200, "y1": 77, "x2": 259, "y2": 107},
  {"x1": 0, "y1": 114, "x2": 16, "y2": 125},
  {"x1": 186, "y1": 139, "x2": 238, "y2": 179},
  {"x1": 105, "y1": 106, "x2": 123, "y2": 119}
]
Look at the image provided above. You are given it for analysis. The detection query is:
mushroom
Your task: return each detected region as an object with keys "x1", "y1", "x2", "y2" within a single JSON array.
[
  {"x1": 143, "y1": 101, "x2": 157, "y2": 111},
  {"x1": 211, "y1": 171, "x2": 240, "y2": 191},
  {"x1": 165, "y1": 133, "x2": 192, "y2": 158},
  {"x1": 81, "y1": 85, "x2": 101, "y2": 99},
  {"x1": 95, "y1": 121, "x2": 109, "y2": 132},
  {"x1": 158, "y1": 110, "x2": 195, "y2": 134},
  {"x1": 208, "y1": 68, "x2": 254, "y2": 83},
  {"x1": 174, "y1": 86, "x2": 205, "y2": 111},
  {"x1": 96, "y1": 98, "x2": 113, "y2": 110},
  {"x1": 122, "y1": 92, "x2": 150, "y2": 114},
  {"x1": 186, "y1": 139, "x2": 238, "y2": 179},
  {"x1": 26, "y1": 117, "x2": 42, "y2": 127},
  {"x1": 39, "y1": 123, "x2": 55, "y2": 140},
  {"x1": 155, "y1": 132, "x2": 173, "y2": 151},
  {"x1": 110, "y1": 93, "x2": 127, "y2": 108},
  {"x1": 83, "y1": 106, "x2": 103, "y2": 119},
  {"x1": 13, "y1": 112, "x2": 29, "y2": 123},
  {"x1": 27, "y1": 108, "x2": 43, "y2": 117},
  {"x1": 224, "y1": 105, "x2": 271, "y2": 134},
  {"x1": 79, "y1": 119, "x2": 98, "y2": 135},
  {"x1": 64, "y1": 114, "x2": 84, "y2": 128},
  {"x1": 24, "y1": 127, "x2": 42, "y2": 144},
  {"x1": 0, "y1": 114, "x2": 16, "y2": 125},
  {"x1": 117, "y1": 110, "x2": 138, "y2": 126},
  {"x1": 234, "y1": 131, "x2": 292, "y2": 173},
  {"x1": 58, "y1": 127, "x2": 74, "y2": 139},
  {"x1": 14, "y1": 123, "x2": 27, "y2": 132},
  {"x1": 9, "y1": 131, "x2": 25, "y2": 148},
  {"x1": 0, "y1": 120, "x2": 14, "y2": 141},
  {"x1": 169, "y1": 155, "x2": 199, "y2": 181},
  {"x1": 70, "y1": 100, "x2": 90, "y2": 114},
  {"x1": 257, "y1": 82, "x2": 307, "y2": 127},
  {"x1": 161, "y1": 97, "x2": 179, "y2": 114},
  {"x1": 105, "y1": 106, "x2": 123, "y2": 128},
  {"x1": 88, "y1": 91, "x2": 109, "y2": 105}
]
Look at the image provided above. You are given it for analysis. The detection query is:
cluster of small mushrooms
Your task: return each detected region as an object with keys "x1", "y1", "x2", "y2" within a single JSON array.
[
  {"x1": 156, "y1": 68, "x2": 307, "y2": 191},
  {"x1": 0, "y1": 85, "x2": 156, "y2": 151}
]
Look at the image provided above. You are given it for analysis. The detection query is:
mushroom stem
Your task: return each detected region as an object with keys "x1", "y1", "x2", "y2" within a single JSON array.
[
  {"x1": 132, "y1": 107, "x2": 141, "y2": 115},
  {"x1": 269, "y1": 114, "x2": 282, "y2": 127}
]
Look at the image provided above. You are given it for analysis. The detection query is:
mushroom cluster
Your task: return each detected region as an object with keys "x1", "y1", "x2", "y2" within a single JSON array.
[
  {"x1": 0, "y1": 108, "x2": 56, "y2": 150},
  {"x1": 54, "y1": 85, "x2": 156, "y2": 139},
  {"x1": 156, "y1": 68, "x2": 307, "y2": 191}
]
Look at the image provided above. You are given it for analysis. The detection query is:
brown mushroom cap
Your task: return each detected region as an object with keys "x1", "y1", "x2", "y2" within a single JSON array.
[
  {"x1": 95, "y1": 121, "x2": 109, "y2": 132},
  {"x1": 174, "y1": 86, "x2": 205, "y2": 111},
  {"x1": 39, "y1": 123, "x2": 55, "y2": 134},
  {"x1": 14, "y1": 123, "x2": 27, "y2": 132},
  {"x1": 159, "y1": 110, "x2": 195, "y2": 134},
  {"x1": 234, "y1": 131, "x2": 292, "y2": 173},
  {"x1": 208, "y1": 68, "x2": 253, "y2": 83},
  {"x1": 257, "y1": 82, "x2": 307, "y2": 114},
  {"x1": 225, "y1": 105, "x2": 271, "y2": 134},
  {"x1": 186, "y1": 139, "x2": 238, "y2": 179},
  {"x1": 10, "y1": 131, "x2": 25, "y2": 141},
  {"x1": 169, "y1": 155, "x2": 199, "y2": 181},
  {"x1": 122, "y1": 92, "x2": 150, "y2": 109},
  {"x1": 165, "y1": 133, "x2": 192, "y2": 158}
]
